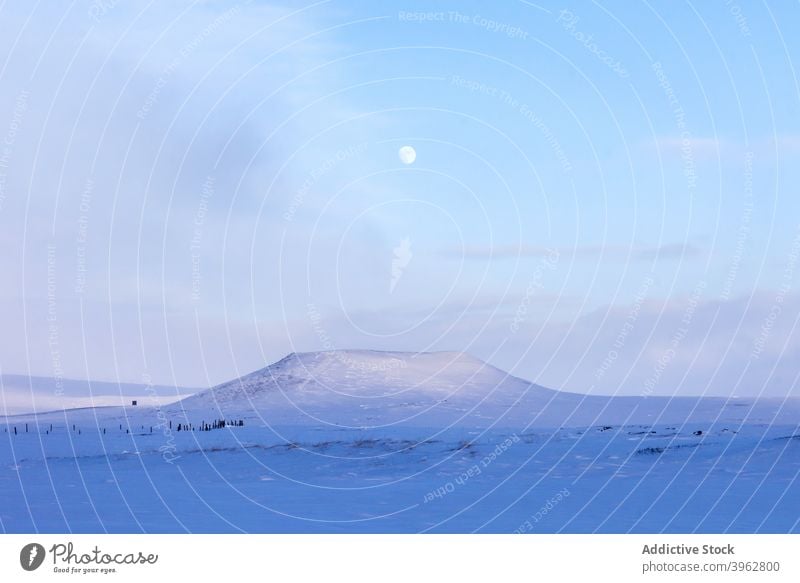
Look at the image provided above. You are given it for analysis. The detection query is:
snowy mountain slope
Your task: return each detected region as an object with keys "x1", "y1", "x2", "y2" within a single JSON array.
[
  {"x1": 173, "y1": 350, "x2": 800, "y2": 430},
  {"x1": 2, "y1": 350, "x2": 798, "y2": 533},
  {"x1": 175, "y1": 350, "x2": 557, "y2": 428}
]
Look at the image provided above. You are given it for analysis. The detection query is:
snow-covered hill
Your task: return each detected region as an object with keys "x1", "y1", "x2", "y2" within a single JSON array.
[
  {"x1": 176, "y1": 350, "x2": 555, "y2": 428},
  {"x1": 174, "y1": 349, "x2": 800, "y2": 430},
  {"x1": 2, "y1": 350, "x2": 798, "y2": 533}
]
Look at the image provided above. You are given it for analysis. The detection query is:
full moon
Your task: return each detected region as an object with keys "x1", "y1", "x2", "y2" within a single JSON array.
[{"x1": 398, "y1": 145, "x2": 416, "y2": 165}]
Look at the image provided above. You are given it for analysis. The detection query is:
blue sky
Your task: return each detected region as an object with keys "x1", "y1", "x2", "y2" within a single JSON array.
[{"x1": 1, "y1": 1, "x2": 799, "y2": 396}]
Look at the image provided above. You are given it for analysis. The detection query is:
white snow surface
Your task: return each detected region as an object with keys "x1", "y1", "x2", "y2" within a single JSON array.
[{"x1": 1, "y1": 350, "x2": 798, "y2": 533}]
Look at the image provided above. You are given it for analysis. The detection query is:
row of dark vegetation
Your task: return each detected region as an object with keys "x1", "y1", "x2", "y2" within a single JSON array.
[{"x1": 3, "y1": 418, "x2": 245, "y2": 436}]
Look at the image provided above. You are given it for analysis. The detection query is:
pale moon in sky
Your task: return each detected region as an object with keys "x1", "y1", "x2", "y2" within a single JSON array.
[{"x1": 398, "y1": 145, "x2": 416, "y2": 165}]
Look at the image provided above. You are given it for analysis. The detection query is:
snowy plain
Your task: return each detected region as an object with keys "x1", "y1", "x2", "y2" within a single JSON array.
[{"x1": 1, "y1": 351, "x2": 798, "y2": 533}]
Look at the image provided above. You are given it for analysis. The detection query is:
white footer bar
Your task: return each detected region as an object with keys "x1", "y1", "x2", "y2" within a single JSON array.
[{"x1": 1, "y1": 535, "x2": 797, "y2": 582}]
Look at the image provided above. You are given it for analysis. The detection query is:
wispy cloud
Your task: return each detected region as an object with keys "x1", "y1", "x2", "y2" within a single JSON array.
[
  {"x1": 651, "y1": 136, "x2": 727, "y2": 158},
  {"x1": 634, "y1": 242, "x2": 704, "y2": 261},
  {"x1": 444, "y1": 242, "x2": 704, "y2": 262},
  {"x1": 650, "y1": 134, "x2": 800, "y2": 158}
]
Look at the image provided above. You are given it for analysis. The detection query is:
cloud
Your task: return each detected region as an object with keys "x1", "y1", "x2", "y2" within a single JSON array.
[
  {"x1": 651, "y1": 136, "x2": 727, "y2": 158},
  {"x1": 650, "y1": 134, "x2": 800, "y2": 159},
  {"x1": 772, "y1": 135, "x2": 800, "y2": 153},
  {"x1": 446, "y1": 242, "x2": 704, "y2": 262},
  {"x1": 0, "y1": 1, "x2": 367, "y2": 384},
  {"x1": 247, "y1": 287, "x2": 800, "y2": 398},
  {"x1": 499, "y1": 289, "x2": 800, "y2": 398},
  {"x1": 634, "y1": 242, "x2": 704, "y2": 261}
]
